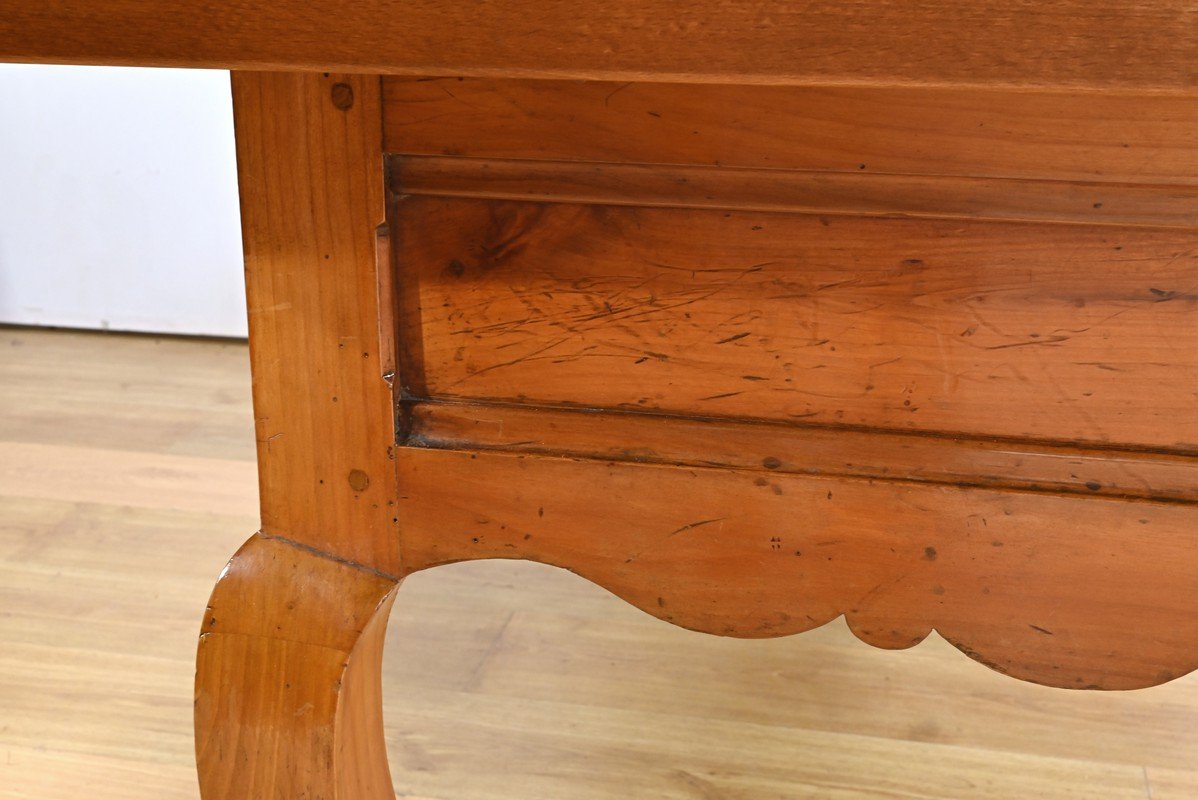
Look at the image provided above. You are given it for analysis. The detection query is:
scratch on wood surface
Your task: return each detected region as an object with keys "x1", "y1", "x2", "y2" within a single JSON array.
[{"x1": 669, "y1": 518, "x2": 726, "y2": 536}]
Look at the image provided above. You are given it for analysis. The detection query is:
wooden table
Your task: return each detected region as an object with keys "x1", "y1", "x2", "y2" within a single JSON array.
[{"x1": 3, "y1": 4, "x2": 1197, "y2": 798}]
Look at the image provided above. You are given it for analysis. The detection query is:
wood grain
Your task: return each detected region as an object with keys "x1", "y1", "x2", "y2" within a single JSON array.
[
  {"x1": 195, "y1": 71, "x2": 404, "y2": 799},
  {"x1": 383, "y1": 79, "x2": 1198, "y2": 185},
  {"x1": 195, "y1": 533, "x2": 399, "y2": 800},
  {"x1": 394, "y1": 197, "x2": 1198, "y2": 451},
  {"x1": 392, "y1": 156, "x2": 1198, "y2": 230},
  {"x1": 408, "y1": 400, "x2": 1198, "y2": 504},
  {"x1": 233, "y1": 71, "x2": 400, "y2": 573},
  {"x1": 3, "y1": 2, "x2": 1196, "y2": 90},
  {"x1": 397, "y1": 446, "x2": 1198, "y2": 691}
]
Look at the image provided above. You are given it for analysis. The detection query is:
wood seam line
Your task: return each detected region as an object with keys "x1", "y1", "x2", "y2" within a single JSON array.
[
  {"x1": 389, "y1": 154, "x2": 1198, "y2": 192},
  {"x1": 258, "y1": 531, "x2": 403, "y2": 582},
  {"x1": 385, "y1": 156, "x2": 1198, "y2": 231}
]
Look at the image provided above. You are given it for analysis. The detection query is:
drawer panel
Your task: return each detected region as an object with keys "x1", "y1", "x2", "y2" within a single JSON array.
[{"x1": 394, "y1": 196, "x2": 1198, "y2": 451}]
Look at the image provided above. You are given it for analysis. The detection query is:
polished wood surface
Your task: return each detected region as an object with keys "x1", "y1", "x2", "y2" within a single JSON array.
[
  {"x1": 398, "y1": 445, "x2": 1198, "y2": 689},
  {"x1": 410, "y1": 401, "x2": 1198, "y2": 504},
  {"x1": 2, "y1": 2, "x2": 1197, "y2": 90},
  {"x1": 383, "y1": 78, "x2": 1198, "y2": 184},
  {"x1": 379, "y1": 72, "x2": 1198, "y2": 696},
  {"x1": 196, "y1": 535, "x2": 398, "y2": 800},
  {"x1": 4, "y1": 327, "x2": 1198, "y2": 799},
  {"x1": 394, "y1": 197, "x2": 1198, "y2": 449},
  {"x1": 233, "y1": 71, "x2": 400, "y2": 574},
  {"x1": 192, "y1": 72, "x2": 404, "y2": 799}
]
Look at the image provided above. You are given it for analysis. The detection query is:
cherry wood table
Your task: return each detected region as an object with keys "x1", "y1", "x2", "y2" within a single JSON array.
[{"x1": 3, "y1": 3, "x2": 1197, "y2": 797}]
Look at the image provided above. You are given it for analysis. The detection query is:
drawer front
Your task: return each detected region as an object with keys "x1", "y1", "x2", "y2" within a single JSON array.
[
  {"x1": 384, "y1": 76, "x2": 1198, "y2": 454},
  {"x1": 394, "y1": 195, "x2": 1197, "y2": 451},
  {"x1": 382, "y1": 76, "x2": 1198, "y2": 691}
]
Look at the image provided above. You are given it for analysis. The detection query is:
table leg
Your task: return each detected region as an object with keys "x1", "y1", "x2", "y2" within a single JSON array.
[
  {"x1": 194, "y1": 71, "x2": 403, "y2": 797},
  {"x1": 195, "y1": 533, "x2": 399, "y2": 799}
]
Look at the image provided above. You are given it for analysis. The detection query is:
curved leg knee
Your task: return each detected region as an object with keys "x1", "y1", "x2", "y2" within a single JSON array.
[{"x1": 195, "y1": 534, "x2": 399, "y2": 800}]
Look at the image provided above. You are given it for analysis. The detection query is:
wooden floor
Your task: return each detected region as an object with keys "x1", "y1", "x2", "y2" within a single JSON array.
[{"x1": 2, "y1": 327, "x2": 1197, "y2": 800}]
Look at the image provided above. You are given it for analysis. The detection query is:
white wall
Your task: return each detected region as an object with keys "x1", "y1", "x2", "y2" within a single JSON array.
[{"x1": 0, "y1": 65, "x2": 246, "y2": 338}]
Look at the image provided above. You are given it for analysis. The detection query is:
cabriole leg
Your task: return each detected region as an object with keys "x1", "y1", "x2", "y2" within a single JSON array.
[{"x1": 195, "y1": 534, "x2": 399, "y2": 800}]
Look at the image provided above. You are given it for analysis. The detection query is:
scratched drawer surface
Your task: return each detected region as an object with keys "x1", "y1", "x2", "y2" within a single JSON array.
[
  {"x1": 383, "y1": 77, "x2": 1198, "y2": 456},
  {"x1": 391, "y1": 196, "x2": 1197, "y2": 452}
]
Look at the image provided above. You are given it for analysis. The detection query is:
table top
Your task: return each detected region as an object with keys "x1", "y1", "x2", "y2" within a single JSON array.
[{"x1": 1, "y1": 1, "x2": 1195, "y2": 90}]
